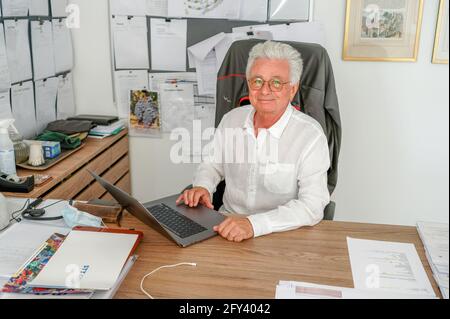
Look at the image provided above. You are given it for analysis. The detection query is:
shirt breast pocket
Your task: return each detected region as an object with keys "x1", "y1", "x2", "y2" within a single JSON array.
[{"x1": 263, "y1": 163, "x2": 296, "y2": 195}]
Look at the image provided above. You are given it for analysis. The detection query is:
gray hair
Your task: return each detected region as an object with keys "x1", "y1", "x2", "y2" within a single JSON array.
[{"x1": 246, "y1": 41, "x2": 303, "y2": 85}]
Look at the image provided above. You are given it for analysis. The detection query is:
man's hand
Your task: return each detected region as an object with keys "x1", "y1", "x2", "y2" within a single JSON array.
[
  {"x1": 214, "y1": 217, "x2": 254, "y2": 243},
  {"x1": 176, "y1": 187, "x2": 214, "y2": 209}
]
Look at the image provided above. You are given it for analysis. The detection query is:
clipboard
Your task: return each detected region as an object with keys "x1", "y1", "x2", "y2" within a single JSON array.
[{"x1": 72, "y1": 226, "x2": 144, "y2": 259}]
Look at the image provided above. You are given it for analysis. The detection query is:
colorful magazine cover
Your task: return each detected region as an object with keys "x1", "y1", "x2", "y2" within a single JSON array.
[{"x1": 1, "y1": 233, "x2": 93, "y2": 296}]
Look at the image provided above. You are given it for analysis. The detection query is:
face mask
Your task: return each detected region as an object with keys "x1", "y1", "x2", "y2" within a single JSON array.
[{"x1": 62, "y1": 204, "x2": 102, "y2": 228}]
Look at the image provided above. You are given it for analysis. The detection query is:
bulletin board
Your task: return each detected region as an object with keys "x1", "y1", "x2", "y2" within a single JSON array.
[
  {"x1": 108, "y1": 0, "x2": 314, "y2": 140},
  {"x1": 0, "y1": 0, "x2": 76, "y2": 140}
]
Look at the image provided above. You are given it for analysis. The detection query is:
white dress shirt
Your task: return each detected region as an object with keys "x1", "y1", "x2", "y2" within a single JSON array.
[{"x1": 193, "y1": 104, "x2": 331, "y2": 237}]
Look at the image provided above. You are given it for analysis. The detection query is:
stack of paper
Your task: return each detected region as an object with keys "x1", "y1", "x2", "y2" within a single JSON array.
[
  {"x1": 89, "y1": 120, "x2": 126, "y2": 138},
  {"x1": 276, "y1": 281, "x2": 436, "y2": 299},
  {"x1": 0, "y1": 221, "x2": 140, "y2": 299},
  {"x1": 416, "y1": 222, "x2": 449, "y2": 299}
]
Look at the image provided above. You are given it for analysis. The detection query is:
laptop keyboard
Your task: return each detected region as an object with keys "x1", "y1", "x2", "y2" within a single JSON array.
[{"x1": 148, "y1": 204, "x2": 207, "y2": 239}]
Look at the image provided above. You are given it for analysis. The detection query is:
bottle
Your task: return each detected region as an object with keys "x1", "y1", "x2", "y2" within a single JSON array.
[
  {"x1": 0, "y1": 119, "x2": 17, "y2": 176},
  {"x1": 0, "y1": 192, "x2": 9, "y2": 231}
]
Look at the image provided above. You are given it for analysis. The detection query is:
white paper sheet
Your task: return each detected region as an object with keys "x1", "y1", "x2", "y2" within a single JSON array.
[
  {"x1": 196, "y1": 51, "x2": 217, "y2": 95},
  {"x1": 52, "y1": 18, "x2": 74, "y2": 73},
  {"x1": 56, "y1": 73, "x2": 75, "y2": 120},
  {"x1": 146, "y1": 0, "x2": 168, "y2": 17},
  {"x1": 31, "y1": 230, "x2": 139, "y2": 290},
  {"x1": 0, "y1": 90, "x2": 12, "y2": 119},
  {"x1": 0, "y1": 222, "x2": 70, "y2": 277},
  {"x1": 110, "y1": 0, "x2": 147, "y2": 16},
  {"x1": 148, "y1": 72, "x2": 196, "y2": 92},
  {"x1": 1, "y1": 0, "x2": 30, "y2": 17},
  {"x1": 0, "y1": 23, "x2": 11, "y2": 92},
  {"x1": 11, "y1": 81, "x2": 37, "y2": 139},
  {"x1": 114, "y1": 70, "x2": 149, "y2": 119},
  {"x1": 214, "y1": 31, "x2": 273, "y2": 72},
  {"x1": 347, "y1": 237, "x2": 436, "y2": 297},
  {"x1": 232, "y1": 24, "x2": 270, "y2": 33},
  {"x1": 239, "y1": 0, "x2": 268, "y2": 22},
  {"x1": 34, "y1": 77, "x2": 58, "y2": 134},
  {"x1": 187, "y1": 32, "x2": 226, "y2": 69},
  {"x1": 31, "y1": 20, "x2": 56, "y2": 81},
  {"x1": 257, "y1": 22, "x2": 326, "y2": 46},
  {"x1": 4, "y1": 19, "x2": 33, "y2": 84},
  {"x1": 417, "y1": 222, "x2": 449, "y2": 272},
  {"x1": 29, "y1": 0, "x2": 49, "y2": 16},
  {"x1": 50, "y1": 0, "x2": 68, "y2": 17},
  {"x1": 113, "y1": 16, "x2": 149, "y2": 70},
  {"x1": 269, "y1": 0, "x2": 310, "y2": 21},
  {"x1": 275, "y1": 281, "x2": 437, "y2": 299},
  {"x1": 150, "y1": 18, "x2": 187, "y2": 71},
  {"x1": 160, "y1": 82, "x2": 195, "y2": 133},
  {"x1": 168, "y1": 0, "x2": 241, "y2": 20}
]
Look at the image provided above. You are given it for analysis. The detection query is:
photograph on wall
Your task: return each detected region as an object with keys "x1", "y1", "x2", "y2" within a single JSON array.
[
  {"x1": 432, "y1": 0, "x2": 449, "y2": 64},
  {"x1": 129, "y1": 90, "x2": 161, "y2": 137},
  {"x1": 343, "y1": 0, "x2": 424, "y2": 61}
]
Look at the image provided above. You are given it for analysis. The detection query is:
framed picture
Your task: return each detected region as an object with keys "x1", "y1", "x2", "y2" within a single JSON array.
[
  {"x1": 343, "y1": 0, "x2": 424, "y2": 62},
  {"x1": 432, "y1": 0, "x2": 449, "y2": 64}
]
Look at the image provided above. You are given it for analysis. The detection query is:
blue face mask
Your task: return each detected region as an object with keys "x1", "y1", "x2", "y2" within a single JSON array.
[{"x1": 62, "y1": 205, "x2": 102, "y2": 228}]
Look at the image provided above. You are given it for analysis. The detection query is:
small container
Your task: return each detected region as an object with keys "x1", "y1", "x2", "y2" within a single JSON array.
[{"x1": 41, "y1": 141, "x2": 61, "y2": 159}]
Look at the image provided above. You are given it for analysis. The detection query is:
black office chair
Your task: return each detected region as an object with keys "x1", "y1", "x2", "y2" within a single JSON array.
[{"x1": 184, "y1": 40, "x2": 342, "y2": 221}]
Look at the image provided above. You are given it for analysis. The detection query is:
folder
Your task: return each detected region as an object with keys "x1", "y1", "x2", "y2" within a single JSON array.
[{"x1": 29, "y1": 227, "x2": 143, "y2": 291}]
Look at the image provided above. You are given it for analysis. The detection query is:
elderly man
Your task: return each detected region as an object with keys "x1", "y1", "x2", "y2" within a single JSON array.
[{"x1": 177, "y1": 41, "x2": 330, "y2": 242}]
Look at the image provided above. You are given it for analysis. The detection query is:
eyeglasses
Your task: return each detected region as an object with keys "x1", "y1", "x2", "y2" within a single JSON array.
[{"x1": 248, "y1": 77, "x2": 290, "y2": 92}]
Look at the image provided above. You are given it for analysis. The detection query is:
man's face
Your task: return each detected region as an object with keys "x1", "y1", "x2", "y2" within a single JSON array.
[{"x1": 248, "y1": 58, "x2": 299, "y2": 116}]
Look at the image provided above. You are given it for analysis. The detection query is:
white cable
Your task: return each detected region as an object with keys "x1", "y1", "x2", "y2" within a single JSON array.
[{"x1": 140, "y1": 262, "x2": 197, "y2": 299}]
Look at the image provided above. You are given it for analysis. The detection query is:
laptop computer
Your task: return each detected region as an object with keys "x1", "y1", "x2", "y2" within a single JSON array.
[{"x1": 89, "y1": 171, "x2": 226, "y2": 247}]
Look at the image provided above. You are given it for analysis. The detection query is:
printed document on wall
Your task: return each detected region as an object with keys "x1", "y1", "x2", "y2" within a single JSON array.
[
  {"x1": 29, "y1": 0, "x2": 49, "y2": 16},
  {"x1": 239, "y1": 0, "x2": 268, "y2": 22},
  {"x1": 347, "y1": 237, "x2": 436, "y2": 297},
  {"x1": 0, "y1": 91, "x2": 12, "y2": 119},
  {"x1": 52, "y1": 18, "x2": 74, "y2": 74},
  {"x1": 11, "y1": 81, "x2": 37, "y2": 139},
  {"x1": 1, "y1": 0, "x2": 30, "y2": 17},
  {"x1": 4, "y1": 19, "x2": 33, "y2": 84},
  {"x1": 56, "y1": 73, "x2": 75, "y2": 120},
  {"x1": 35, "y1": 77, "x2": 58, "y2": 135},
  {"x1": 110, "y1": 0, "x2": 147, "y2": 16},
  {"x1": 160, "y1": 82, "x2": 194, "y2": 133},
  {"x1": 31, "y1": 20, "x2": 56, "y2": 81},
  {"x1": 148, "y1": 72, "x2": 196, "y2": 92},
  {"x1": 50, "y1": 0, "x2": 68, "y2": 17},
  {"x1": 114, "y1": 70, "x2": 149, "y2": 119},
  {"x1": 0, "y1": 23, "x2": 11, "y2": 92},
  {"x1": 242, "y1": 22, "x2": 326, "y2": 46},
  {"x1": 269, "y1": 0, "x2": 310, "y2": 21},
  {"x1": 146, "y1": 0, "x2": 168, "y2": 17},
  {"x1": 150, "y1": 18, "x2": 187, "y2": 71},
  {"x1": 113, "y1": 16, "x2": 149, "y2": 70},
  {"x1": 168, "y1": 0, "x2": 241, "y2": 20}
]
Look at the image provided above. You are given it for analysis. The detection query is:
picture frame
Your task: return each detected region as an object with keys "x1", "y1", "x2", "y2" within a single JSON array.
[
  {"x1": 432, "y1": 0, "x2": 449, "y2": 64},
  {"x1": 343, "y1": 0, "x2": 424, "y2": 62}
]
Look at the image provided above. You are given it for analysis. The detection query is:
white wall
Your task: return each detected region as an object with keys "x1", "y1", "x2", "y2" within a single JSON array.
[{"x1": 71, "y1": 0, "x2": 449, "y2": 226}]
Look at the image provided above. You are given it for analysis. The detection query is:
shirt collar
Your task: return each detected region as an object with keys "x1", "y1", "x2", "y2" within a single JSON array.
[{"x1": 243, "y1": 104, "x2": 294, "y2": 140}]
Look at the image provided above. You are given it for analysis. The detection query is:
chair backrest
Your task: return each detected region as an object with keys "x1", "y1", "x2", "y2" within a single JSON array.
[{"x1": 215, "y1": 39, "x2": 342, "y2": 195}]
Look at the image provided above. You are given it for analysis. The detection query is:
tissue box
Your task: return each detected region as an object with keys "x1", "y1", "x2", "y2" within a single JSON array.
[{"x1": 41, "y1": 141, "x2": 61, "y2": 159}]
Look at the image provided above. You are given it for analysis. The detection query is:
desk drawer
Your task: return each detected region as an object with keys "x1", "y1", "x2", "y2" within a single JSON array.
[
  {"x1": 44, "y1": 137, "x2": 129, "y2": 200},
  {"x1": 75, "y1": 155, "x2": 130, "y2": 201}
]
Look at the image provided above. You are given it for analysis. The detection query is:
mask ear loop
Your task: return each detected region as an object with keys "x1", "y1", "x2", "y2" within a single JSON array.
[{"x1": 140, "y1": 263, "x2": 197, "y2": 299}]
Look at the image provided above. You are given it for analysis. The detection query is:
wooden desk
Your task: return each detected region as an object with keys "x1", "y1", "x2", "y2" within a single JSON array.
[
  {"x1": 113, "y1": 216, "x2": 442, "y2": 299},
  {"x1": 3, "y1": 129, "x2": 130, "y2": 201}
]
